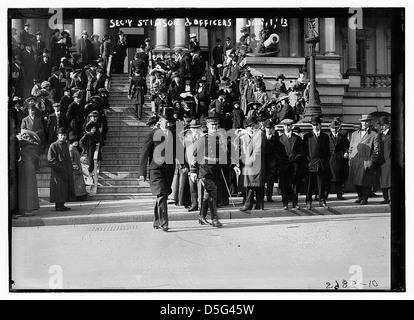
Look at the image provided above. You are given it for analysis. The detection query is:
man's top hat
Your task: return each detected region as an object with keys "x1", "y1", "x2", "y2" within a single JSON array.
[
  {"x1": 359, "y1": 114, "x2": 374, "y2": 122},
  {"x1": 311, "y1": 115, "x2": 322, "y2": 125},
  {"x1": 378, "y1": 116, "x2": 390, "y2": 125},
  {"x1": 158, "y1": 107, "x2": 175, "y2": 121}
]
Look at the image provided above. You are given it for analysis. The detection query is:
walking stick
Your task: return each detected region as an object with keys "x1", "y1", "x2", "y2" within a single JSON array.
[{"x1": 221, "y1": 168, "x2": 236, "y2": 208}]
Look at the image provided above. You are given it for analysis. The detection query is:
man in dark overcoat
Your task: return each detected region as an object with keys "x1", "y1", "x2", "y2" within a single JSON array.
[
  {"x1": 48, "y1": 127, "x2": 75, "y2": 211},
  {"x1": 130, "y1": 53, "x2": 148, "y2": 78},
  {"x1": 128, "y1": 69, "x2": 148, "y2": 120},
  {"x1": 377, "y1": 116, "x2": 391, "y2": 204},
  {"x1": 303, "y1": 115, "x2": 331, "y2": 209},
  {"x1": 348, "y1": 114, "x2": 380, "y2": 205},
  {"x1": 47, "y1": 103, "x2": 69, "y2": 144},
  {"x1": 236, "y1": 116, "x2": 267, "y2": 212},
  {"x1": 190, "y1": 115, "x2": 225, "y2": 227},
  {"x1": 138, "y1": 108, "x2": 176, "y2": 231},
  {"x1": 275, "y1": 119, "x2": 304, "y2": 209},
  {"x1": 77, "y1": 30, "x2": 93, "y2": 66},
  {"x1": 66, "y1": 92, "x2": 84, "y2": 139},
  {"x1": 326, "y1": 119, "x2": 350, "y2": 200},
  {"x1": 264, "y1": 120, "x2": 278, "y2": 202}
]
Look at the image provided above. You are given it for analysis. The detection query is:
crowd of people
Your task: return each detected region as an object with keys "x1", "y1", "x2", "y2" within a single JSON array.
[
  {"x1": 10, "y1": 25, "x2": 391, "y2": 224},
  {"x1": 10, "y1": 24, "x2": 116, "y2": 217}
]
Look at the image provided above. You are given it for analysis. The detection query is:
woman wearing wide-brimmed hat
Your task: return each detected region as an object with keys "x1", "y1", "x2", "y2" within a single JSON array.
[{"x1": 17, "y1": 129, "x2": 41, "y2": 216}]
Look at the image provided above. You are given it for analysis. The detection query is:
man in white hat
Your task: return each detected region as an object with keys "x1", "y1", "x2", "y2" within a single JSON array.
[{"x1": 348, "y1": 114, "x2": 380, "y2": 205}]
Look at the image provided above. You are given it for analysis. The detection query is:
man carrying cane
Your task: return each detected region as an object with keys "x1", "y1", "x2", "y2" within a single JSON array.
[
  {"x1": 190, "y1": 115, "x2": 225, "y2": 227},
  {"x1": 138, "y1": 108, "x2": 176, "y2": 232}
]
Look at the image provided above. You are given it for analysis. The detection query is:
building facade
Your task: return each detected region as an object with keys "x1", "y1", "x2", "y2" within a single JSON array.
[{"x1": 10, "y1": 9, "x2": 393, "y2": 124}]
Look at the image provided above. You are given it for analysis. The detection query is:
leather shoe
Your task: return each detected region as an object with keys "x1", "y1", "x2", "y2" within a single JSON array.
[
  {"x1": 337, "y1": 196, "x2": 347, "y2": 200},
  {"x1": 239, "y1": 206, "x2": 251, "y2": 213},
  {"x1": 355, "y1": 198, "x2": 362, "y2": 204},
  {"x1": 283, "y1": 206, "x2": 288, "y2": 210},
  {"x1": 306, "y1": 203, "x2": 312, "y2": 210},
  {"x1": 212, "y1": 219, "x2": 223, "y2": 228},
  {"x1": 62, "y1": 206, "x2": 71, "y2": 211},
  {"x1": 198, "y1": 216, "x2": 211, "y2": 225},
  {"x1": 161, "y1": 226, "x2": 169, "y2": 232},
  {"x1": 360, "y1": 200, "x2": 368, "y2": 205},
  {"x1": 56, "y1": 207, "x2": 68, "y2": 212},
  {"x1": 380, "y1": 200, "x2": 391, "y2": 205},
  {"x1": 293, "y1": 205, "x2": 301, "y2": 210},
  {"x1": 320, "y1": 202, "x2": 329, "y2": 209},
  {"x1": 188, "y1": 207, "x2": 199, "y2": 212}
]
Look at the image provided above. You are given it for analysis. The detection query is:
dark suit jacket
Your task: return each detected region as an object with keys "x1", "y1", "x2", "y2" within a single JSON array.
[
  {"x1": 36, "y1": 61, "x2": 52, "y2": 82},
  {"x1": 130, "y1": 59, "x2": 148, "y2": 77},
  {"x1": 329, "y1": 132, "x2": 350, "y2": 181},
  {"x1": 138, "y1": 128, "x2": 176, "y2": 196},
  {"x1": 303, "y1": 131, "x2": 331, "y2": 173},
  {"x1": 275, "y1": 133, "x2": 304, "y2": 170},
  {"x1": 77, "y1": 38, "x2": 93, "y2": 64},
  {"x1": 47, "y1": 113, "x2": 69, "y2": 143},
  {"x1": 48, "y1": 74, "x2": 61, "y2": 102}
]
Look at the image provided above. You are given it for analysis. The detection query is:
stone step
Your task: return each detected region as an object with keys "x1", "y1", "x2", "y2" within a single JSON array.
[
  {"x1": 104, "y1": 141, "x2": 146, "y2": 147},
  {"x1": 104, "y1": 152, "x2": 140, "y2": 159},
  {"x1": 105, "y1": 120, "x2": 141, "y2": 126},
  {"x1": 87, "y1": 193, "x2": 153, "y2": 200},
  {"x1": 38, "y1": 166, "x2": 51, "y2": 174},
  {"x1": 102, "y1": 146, "x2": 141, "y2": 153},
  {"x1": 99, "y1": 179, "x2": 139, "y2": 186},
  {"x1": 106, "y1": 131, "x2": 144, "y2": 138},
  {"x1": 99, "y1": 165, "x2": 140, "y2": 171},
  {"x1": 98, "y1": 171, "x2": 140, "y2": 180},
  {"x1": 38, "y1": 187, "x2": 50, "y2": 197},
  {"x1": 105, "y1": 137, "x2": 146, "y2": 144},
  {"x1": 107, "y1": 126, "x2": 141, "y2": 132},
  {"x1": 37, "y1": 173, "x2": 51, "y2": 180},
  {"x1": 37, "y1": 180, "x2": 50, "y2": 188},
  {"x1": 101, "y1": 159, "x2": 139, "y2": 165},
  {"x1": 97, "y1": 186, "x2": 141, "y2": 194}
]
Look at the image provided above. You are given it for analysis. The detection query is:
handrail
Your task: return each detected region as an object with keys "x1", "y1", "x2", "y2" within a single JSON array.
[{"x1": 90, "y1": 142, "x2": 100, "y2": 194}]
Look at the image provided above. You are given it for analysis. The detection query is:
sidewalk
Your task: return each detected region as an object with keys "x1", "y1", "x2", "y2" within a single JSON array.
[{"x1": 12, "y1": 193, "x2": 391, "y2": 227}]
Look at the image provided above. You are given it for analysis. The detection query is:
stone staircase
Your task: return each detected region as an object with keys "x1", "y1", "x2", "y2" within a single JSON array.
[
  {"x1": 94, "y1": 74, "x2": 153, "y2": 200},
  {"x1": 37, "y1": 73, "x2": 155, "y2": 201}
]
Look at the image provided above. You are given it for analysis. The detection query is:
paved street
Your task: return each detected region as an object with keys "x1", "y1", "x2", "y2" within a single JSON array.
[{"x1": 11, "y1": 212, "x2": 390, "y2": 291}]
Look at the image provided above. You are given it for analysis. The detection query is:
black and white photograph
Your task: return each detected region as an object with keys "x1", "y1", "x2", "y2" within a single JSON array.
[{"x1": 3, "y1": 2, "x2": 408, "y2": 300}]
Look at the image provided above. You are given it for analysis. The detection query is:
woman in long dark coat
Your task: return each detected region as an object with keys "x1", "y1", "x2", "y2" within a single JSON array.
[
  {"x1": 69, "y1": 135, "x2": 88, "y2": 199},
  {"x1": 48, "y1": 127, "x2": 75, "y2": 211},
  {"x1": 18, "y1": 130, "x2": 41, "y2": 216}
]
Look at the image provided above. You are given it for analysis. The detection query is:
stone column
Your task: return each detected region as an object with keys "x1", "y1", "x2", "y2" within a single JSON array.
[
  {"x1": 323, "y1": 18, "x2": 336, "y2": 56},
  {"x1": 236, "y1": 18, "x2": 248, "y2": 43},
  {"x1": 174, "y1": 18, "x2": 186, "y2": 50},
  {"x1": 93, "y1": 19, "x2": 109, "y2": 38},
  {"x1": 74, "y1": 19, "x2": 93, "y2": 44},
  {"x1": 289, "y1": 18, "x2": 300, "y2": 57},
  {"x1": 155, "y1": 19, "x2": 169, "y2": 50},
  {"x1": 314, "y1": 18, "x2": 320, "y2": 53},
  {"x1": 347, "y1": 19, "x2": 360, "y2": 87}
]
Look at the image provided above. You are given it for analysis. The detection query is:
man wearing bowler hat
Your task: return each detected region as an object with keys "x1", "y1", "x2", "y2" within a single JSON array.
[
  {"x1": 377, "y1": 116, "x2": 391, "y2": 204},
  {"x1": 326, "y1": 119, "x2": 350, "y2": 201},
  {"x1": 190, "y1": 115, "x2": 225, "y2": 227},
  {"x1": 303, "y1": 115, "x2": 331, "y2": 209},
  {"x1": 275, "y1": 119, "x2": 304, "y2": 210},
  {"x1": 264, "y1": 119, "x2": 278, "y2": 203},
  {"x1": 138, "y1": 108, "x2": 176, "y2": 231},
  {"x1": 48, "y1": 127, "x2": 75, "y2": 211},
  {"x1": 348, "y1": 114, "x2": 380, "y2": 205}
]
